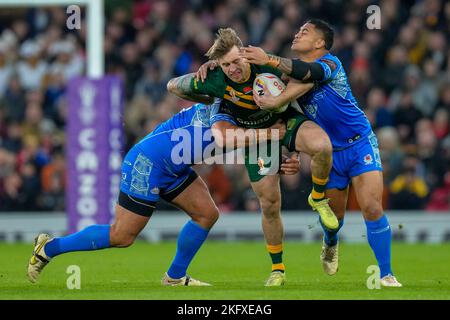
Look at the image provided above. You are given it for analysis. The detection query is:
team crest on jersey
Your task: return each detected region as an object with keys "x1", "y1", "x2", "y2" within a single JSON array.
[{"x1": 363, "y1": 154, "x2": 373, "y2": 165}]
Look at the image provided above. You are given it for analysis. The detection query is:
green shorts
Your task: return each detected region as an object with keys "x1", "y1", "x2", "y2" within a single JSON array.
[{"x1": 244, "y1": 112, "x2": 309, "y2": 182}]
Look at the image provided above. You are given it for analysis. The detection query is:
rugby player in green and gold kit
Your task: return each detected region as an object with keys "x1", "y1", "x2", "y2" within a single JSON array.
[{"x1": 167, "y1": 28, "x2": 337, "y2": 286}]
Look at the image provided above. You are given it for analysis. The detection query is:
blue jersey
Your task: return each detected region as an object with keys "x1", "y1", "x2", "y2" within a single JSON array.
[
  {"x1": 120, "y1": 102, "x2": 219, "y2": 203},
  {"x1": 296, "y1": 53, "x2": 372, "y2": 150},
  {"x1": 140, "y1": 102, "x2": 218, "y2": 169}
]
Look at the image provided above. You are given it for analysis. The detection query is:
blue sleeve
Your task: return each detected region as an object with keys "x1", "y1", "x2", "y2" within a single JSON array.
[
  {"x1": 315, "y1": 55, "x2": 341, "y2": 82},
  {"x1": 209, "y1": 98, "x2": 238, "y2": 126}
]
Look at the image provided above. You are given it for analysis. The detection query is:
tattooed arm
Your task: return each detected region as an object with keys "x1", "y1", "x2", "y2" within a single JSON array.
[
  {"x1": 239, "y1": 46, "x2": 324, "y2": 82},
  {"x1": 167, "y1": 73, "x2": 215, "y2": 104}
]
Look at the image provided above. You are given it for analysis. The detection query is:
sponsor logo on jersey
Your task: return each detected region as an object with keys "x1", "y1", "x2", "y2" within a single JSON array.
[
  {"x1": 236, "y1": 114, "x2": 273, "y2": 126},
  {"x1": 243, "y1": 86, "x2": 253, "y2": 94}
]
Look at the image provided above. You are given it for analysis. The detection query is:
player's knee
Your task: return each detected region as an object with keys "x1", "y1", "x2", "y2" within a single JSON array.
[
  {"x1": 204, "y1": 206, "x2": 220, "y2": 226},
  {"x1": 259, "y1": 196, "x2": 281, "y2": 218},
  {"x1": 192, "y1": 206, "x2": 219, "y2": 229},
  {"x1": 302, "y1": 135, "x2": 332, "y2": 161},
  {"x1": 314, "y1": 137, "x2": 332, "y2": 158},
  {"x1": 361, "y1": 201, "x2": 383, "y2": 221},
  {"x1": 110, "y1": 226, "x2": 136, "y2": 248}
]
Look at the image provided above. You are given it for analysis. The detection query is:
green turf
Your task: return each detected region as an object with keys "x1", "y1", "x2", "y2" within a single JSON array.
[{"x1": 1, "y1": 241, "x2": 449, "y2": 300}]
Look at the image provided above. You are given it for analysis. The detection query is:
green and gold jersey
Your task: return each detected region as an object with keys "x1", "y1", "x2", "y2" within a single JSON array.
[{"x1": 190, "y1": 64, "x2": 284, "y2": 129}]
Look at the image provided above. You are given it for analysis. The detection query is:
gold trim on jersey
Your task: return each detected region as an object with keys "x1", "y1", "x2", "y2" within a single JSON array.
[
  {"x1": 223, "y1": 94, "x2": 259, "y2": 110},
  {"x1": 225, "y1": 86, "x2": 254, "y2": 100}
]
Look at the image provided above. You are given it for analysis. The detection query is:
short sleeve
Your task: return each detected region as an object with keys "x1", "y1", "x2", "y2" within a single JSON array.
[{"x1": 315, "y1": 57, "x2": 340, "y2": 82}]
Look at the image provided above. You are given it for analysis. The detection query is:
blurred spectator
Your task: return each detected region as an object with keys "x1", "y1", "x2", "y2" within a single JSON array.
[
  {"x1": 201, "y1": 164, "x2": 233, "y2": 212},
  {"x1": 0, "y1": 173, "x2": 27, "y2": 211},
  {"x1": 0, "y1": 43, "x2": 13, "y2": 97},
  {"x1": 377, "y1": 126, "x2": 404, "y2": 184},
  {"x1": 16, "y1": 40, "x2": 47, "y2": 91},
  {"x1": 426, "y1": 171, "x2": 450, "y2": 211},
  {"x1": 390, "y1": 156, "x2": 429, "y2": 209},
  {"x1": 366, "y1": 87, "x2": 393, "y2": 129},
  {"x1": 393, "y1": 90, "x2": 423, "y2": 144},
  {"x1": 280, "y1": 173, "x2": 309, "y2": 210}
]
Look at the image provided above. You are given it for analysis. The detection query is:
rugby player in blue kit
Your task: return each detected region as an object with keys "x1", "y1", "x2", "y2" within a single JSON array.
[
  {"x1": 240, "y1": 19, "x2": 402, "y2": 287},
  {"x1": 27, "y1": 100, "x2": 299, "y2": 286}
]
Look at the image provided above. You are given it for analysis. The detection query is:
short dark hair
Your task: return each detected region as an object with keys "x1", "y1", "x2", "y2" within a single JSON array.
[{"x1": 306, "y1": 19, "x2": 334, "y2": 50}]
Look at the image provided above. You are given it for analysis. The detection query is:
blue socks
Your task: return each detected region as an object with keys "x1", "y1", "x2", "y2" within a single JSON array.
[
  {"x1": 167, "y1": 220, "x2": 209, "y2": 279},
  {"x1": 320, "y1": 218, "x2": 344, "y2": 246},
  {"x1": 365, "y1": 215, "x2": 392, "y2": 277},
  {"x1": 44, "y1": 225, "x2": 111, "y2": 258},
  {"x1": 320, "y1": 214, "x2": 393, "y2": 277}
]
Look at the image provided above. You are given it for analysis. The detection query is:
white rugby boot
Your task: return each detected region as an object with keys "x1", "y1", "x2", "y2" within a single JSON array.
[
  {"x1": 381, "y1": 274, "x2": 402, "y2": 287},
  {"x1": 161, "y1": 272, "x2": 211, "y2": 286},
  {"x1": 320, "y1": 239, "x2": 339, "y2": 275},
  {"x1": 27, "y1": 234, "x2": 52, "y2": 283},
  {"x1": 264, "y1": 271, "x2": 286, "y2": 286}
]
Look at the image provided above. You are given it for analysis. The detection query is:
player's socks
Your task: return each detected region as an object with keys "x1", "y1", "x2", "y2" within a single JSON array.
[
  {"x1": 167, "y1": 220, "x2": 209, "y2": 279},
  {"x1": 311, "y1": 175, "x2": 328, "y2": 201},
  {"x1": 44, "y1": 224, "x2": 110, "y2": 258},
  {"x1": 267, "y1": 243, "x2": 285, "y2": 273},
  {"x1": 365, "y1": 215, "x2": 393, "y2": 277},
  {"x1": 320, "y1": 218, "x2": 344, "y2": 246}
]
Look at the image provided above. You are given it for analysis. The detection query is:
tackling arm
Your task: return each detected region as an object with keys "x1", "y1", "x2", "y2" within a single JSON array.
[
  {"x1": 254, "y1": 79, "x2": 314, "y2": 111},
  {"x1": 240, "y1": 46, "x2": 324, "y2": 82},
  {"x1": 211, "y1": 121, "x2": 285, "y2": 149},
  {"x1": 167, "y1": 73, "x2": 215, "y2": 105}
]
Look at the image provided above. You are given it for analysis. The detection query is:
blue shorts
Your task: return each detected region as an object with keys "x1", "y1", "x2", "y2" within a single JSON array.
[
  {"x1": 327, "y1": 132, "x2": 382, "y2": 190},
  {"x1": 118, "y1": 143, "x2": 197, "y2": 216}
]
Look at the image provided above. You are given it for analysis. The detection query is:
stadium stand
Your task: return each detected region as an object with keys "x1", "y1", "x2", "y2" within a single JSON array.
[{"x1": 0, "y1": 0, "x2": 449, "y2": 212}]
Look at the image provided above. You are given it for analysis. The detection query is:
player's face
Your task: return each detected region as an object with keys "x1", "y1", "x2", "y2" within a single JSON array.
[
  {"x1": 291, "y1": 23, "x2": 324, "y2": 53},
  {"x1": 218, "y1": 46, "x2": 249, "y2": 83}
]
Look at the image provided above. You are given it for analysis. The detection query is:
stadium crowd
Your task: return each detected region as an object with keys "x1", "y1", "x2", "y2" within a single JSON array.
[{"x1": 0, "y1": 0, "x2": 449, "y2": 213}]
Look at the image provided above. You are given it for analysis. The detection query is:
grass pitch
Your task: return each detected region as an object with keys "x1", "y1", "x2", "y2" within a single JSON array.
[{"x1": 1, "y1": 241, "x2": 449, "y2": 300}]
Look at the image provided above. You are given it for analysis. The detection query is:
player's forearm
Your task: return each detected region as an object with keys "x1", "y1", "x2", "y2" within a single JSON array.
[
  {"x1": 267, "y1": 54, "x2": 293, "y2": 75},
  {"x1": 167, "y1": 74, "x2": 214, "y2": 104},
  {"x1": 224, "y1": 128, "x2": 273, "y2": 149},
  {"x1": 261, "y1": 81, "x2": 313, "y2": 111},
  {"x1": 212, "y1": 124, "x2": 273, "y2": 149},
  {"x1": 267, "y1": 56, "x2": 324, "y2": 82},
  {"x1": 281, "y1": 80, "x2": 314, "y2": 103}
]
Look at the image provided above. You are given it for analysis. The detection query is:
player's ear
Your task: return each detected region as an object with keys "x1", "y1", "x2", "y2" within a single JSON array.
[{"x1": 315, "y1": 38, "x2": 325, "y2": 49}]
